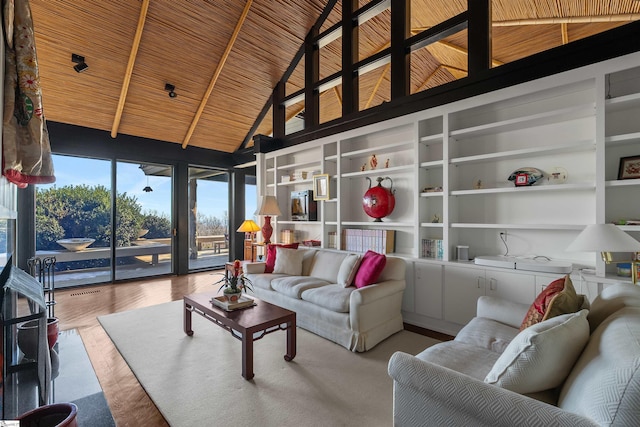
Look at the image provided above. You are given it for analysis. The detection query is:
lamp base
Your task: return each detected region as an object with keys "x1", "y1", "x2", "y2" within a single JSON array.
[{"x1": 262, "y1": 216, "x2": 273, "y2": 244}]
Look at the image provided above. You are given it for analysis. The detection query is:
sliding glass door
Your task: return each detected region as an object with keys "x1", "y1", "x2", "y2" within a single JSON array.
[
  {"x1": 35, "y1": 155, "x2": 174, "y2": 286},
  {"x1": 115, "y1": 161, "x2": 173, "y2": 281},
  {"x1": 188, "y1": 167, "x2": 229, "y2": 271}
]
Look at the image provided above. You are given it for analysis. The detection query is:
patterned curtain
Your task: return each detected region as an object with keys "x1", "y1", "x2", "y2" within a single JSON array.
[{"x1": 2, "y1": 0, "x2": 54, "y2": 188}]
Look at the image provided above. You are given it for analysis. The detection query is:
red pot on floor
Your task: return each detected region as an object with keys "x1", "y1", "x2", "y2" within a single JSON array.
[{"x1": 17, "y1": 402, "x2": 78, "y2": 427}]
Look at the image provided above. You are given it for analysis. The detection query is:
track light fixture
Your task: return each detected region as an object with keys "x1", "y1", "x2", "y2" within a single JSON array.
[
  {"x1": 164, "y1": 83, "x2": 177, "y2": 98},
  {"x1": 71, "y1": 53, "x2": 88, "y2": 73}
]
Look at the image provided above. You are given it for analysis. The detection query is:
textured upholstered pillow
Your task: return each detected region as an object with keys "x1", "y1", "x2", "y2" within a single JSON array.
[
  {"x1": 273, "y1": 247, "x2": 305, "y2": 275},
  {"x1": 485, "y1": 309, "x2": 589, "y2": 394},
  {"x1": 337, "y1": 254, "x2": 362, "y2": 288},
  {"x1": 264, "y1": 243, "x2": 299, "y2": 273},
  {"x1": 353, "y1": 250, "x2": 386, "y2": 289},
  {"x1": 520, "y1": 275, "x2": 581, "y2": 330}
]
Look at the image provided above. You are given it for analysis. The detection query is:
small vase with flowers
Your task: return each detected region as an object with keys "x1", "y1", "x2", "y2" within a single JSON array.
[{"x1": 214, "y1": 259, "x2": 254, "y2": 302}]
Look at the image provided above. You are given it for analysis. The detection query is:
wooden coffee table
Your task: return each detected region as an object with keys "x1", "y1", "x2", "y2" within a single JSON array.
[{"x1": 183, "y1": 292, "x2": 296, "y2": 380}]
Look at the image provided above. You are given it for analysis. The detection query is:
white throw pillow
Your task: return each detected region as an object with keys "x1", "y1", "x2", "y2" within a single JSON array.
[
  {"x1": 273, "y1": 247, "x2": 305, "y2": 276},
  {"x1": 337, "y1": 254, "x2": 361, "y2": 287},
  {"x1": 484, "y1": 309, "x2": 589, "y2": 394}
]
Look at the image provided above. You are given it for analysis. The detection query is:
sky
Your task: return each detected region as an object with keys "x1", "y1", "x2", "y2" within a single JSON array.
[{"x1": 39, "y1": 154, "x2": 257, "y2": 222}]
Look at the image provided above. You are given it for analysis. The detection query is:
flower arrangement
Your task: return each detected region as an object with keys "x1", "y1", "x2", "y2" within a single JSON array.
[{"x1": 214, "y1": 259, "x2": 254, "y2": 301}]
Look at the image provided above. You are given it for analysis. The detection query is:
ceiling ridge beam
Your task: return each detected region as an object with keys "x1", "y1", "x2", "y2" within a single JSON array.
[
  {"x1": 182, "y1": 0, "x2": 253, "y2": 149},
  {"x1": 111, "y1": 0, "x2": 150, "y2": 138}
]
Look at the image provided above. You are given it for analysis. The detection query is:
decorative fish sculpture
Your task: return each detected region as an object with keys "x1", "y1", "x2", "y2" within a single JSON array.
[{"x1": 508, "y1": 167, "x2": 544, "y2": 186}]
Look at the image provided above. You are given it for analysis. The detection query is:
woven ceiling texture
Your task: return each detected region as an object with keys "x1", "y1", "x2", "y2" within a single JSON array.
[{"x1": 30, "y1": 0, "x2": 639, "y2": 154}]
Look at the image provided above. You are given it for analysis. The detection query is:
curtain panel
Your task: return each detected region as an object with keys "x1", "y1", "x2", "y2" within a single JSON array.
[{"x1": 2, "y1": 0, "x2": 54, "y2": 188}]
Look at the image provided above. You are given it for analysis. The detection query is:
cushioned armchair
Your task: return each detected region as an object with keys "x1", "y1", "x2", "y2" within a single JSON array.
[{"x1": 388, "y1": 282, "x2": 640, "y2": 426}]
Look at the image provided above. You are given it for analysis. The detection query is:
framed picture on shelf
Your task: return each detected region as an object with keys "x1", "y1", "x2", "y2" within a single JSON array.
[
  {"x1": 618, "y1": 155, "x2": 640, "y2": 180},
  {"x1": 313, "y1": 174, "x2": 329, "y2": 201}
]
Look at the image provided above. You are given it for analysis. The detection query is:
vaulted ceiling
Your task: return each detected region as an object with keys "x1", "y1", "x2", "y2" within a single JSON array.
[{"x1": 30, "y1": 1, "x2": 639, "y2": 154}]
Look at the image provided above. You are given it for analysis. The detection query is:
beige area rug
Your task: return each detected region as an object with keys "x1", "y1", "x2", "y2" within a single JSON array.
[{"x1": 98, "y1": 300, "x2": 440, "y2": 427}]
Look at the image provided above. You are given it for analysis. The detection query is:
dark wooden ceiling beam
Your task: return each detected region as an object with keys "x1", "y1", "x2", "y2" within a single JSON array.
[
  {"x1": 342, "y1": 0, "x2": 359, "y2": 117},
  {"x1": 391, "y1": 0, "x2": 410, "y2": 100},
  {"x1": 305, "y1": 26, "x2": 320, "y2": 129},
  {"x1": 467, "y1": 0, "x2": 491, "y2": 76}
]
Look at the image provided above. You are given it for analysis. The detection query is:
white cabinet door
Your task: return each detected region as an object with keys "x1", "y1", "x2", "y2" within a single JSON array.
[
  {"x1": 415, "y1": 262, "x2": 443, "y2": 319},
  {"x1": 486, "y1": 269, "x2": 536, "y2": 305},
  {"x1": 444, "y1": 265, "x2": 485, "y2": 325}
]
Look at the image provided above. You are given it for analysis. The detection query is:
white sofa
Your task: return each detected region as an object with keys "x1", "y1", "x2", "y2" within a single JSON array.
[
  {"x1": 388, "y1": 282, "x2": 640, "y2": 426},
  {"x1": 243, "y1": 248, "x2": 406, "y2": 352}
]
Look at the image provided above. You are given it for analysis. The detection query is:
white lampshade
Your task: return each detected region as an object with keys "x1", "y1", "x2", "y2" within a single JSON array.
[
  {"x1": 567, "y1": 224, "x2": 640, "y2": 253},
  {"x1": 256, "y1": 195, "x2": 282, "y2": 216}
]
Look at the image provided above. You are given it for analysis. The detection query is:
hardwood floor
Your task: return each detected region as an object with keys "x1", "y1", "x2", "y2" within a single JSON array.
[{"x1": 54, "y1": 270, "x2": 221, "y2": 427}]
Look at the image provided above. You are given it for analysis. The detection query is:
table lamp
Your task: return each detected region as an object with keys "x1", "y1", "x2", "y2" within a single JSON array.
[
  {"x1": 237, "y1": 219, "x2": 260, "y2": 242},
  {"x1": 256, "y1": 195, "x2": 282, "y2": 244},
  {"x1": 567, "y1": 223, "x2": 640, "y2": 284}
]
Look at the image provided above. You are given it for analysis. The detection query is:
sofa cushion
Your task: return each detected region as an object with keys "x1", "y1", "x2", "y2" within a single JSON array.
[
  {"x1": 337, "y1": 253, "x2": 361, "y2": 288},
  {"x1": 354, "y1": 250, "x2": 386, "y2": 289},
  {"x1": 301, "y1": 285, "x2": 355, "y2": 313},
  {"x1": 485, "y1": 309, "x2": 589, "y2": 394},
  {"x1": 559, "y1": 306, "x2": 640, "y2": 426},
  {"x1": 273, "y1": 247, "x2": 305, "y2": 275},
  {"x1": 520, "y1": 275, "x2": 581, "y2": 330},
  {"x1": 270, "y1": 276, "x2": 331, "y2": 299},
  {"x1": 307, "y1": 250, "x2": 350, "y2": 283},
  {"x1": 264, "y1": 243, "x2": 299, "y2": 273},
  {"x1": 248, "y1": 273, "x2": 288, "y2": 290},
  {"x1": 416, "y1": 341, "x2": 501, "y2": 381},
  {"x1": 455, "y1": 317, "x2": 520, "y2": 353}
]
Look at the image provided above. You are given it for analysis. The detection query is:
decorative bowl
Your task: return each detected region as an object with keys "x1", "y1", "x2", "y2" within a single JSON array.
[
  {"x1": 56, "y1": 238, "x2": 95, "y2": 251},
  {"x1": 137, "y1": 229, "x2": 149, "y2": 238}
]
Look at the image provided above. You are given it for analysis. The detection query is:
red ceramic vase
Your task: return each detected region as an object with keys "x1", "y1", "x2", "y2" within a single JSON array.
[{"x1": 362, "y1": 177, "x2": 396, "y2": 222}]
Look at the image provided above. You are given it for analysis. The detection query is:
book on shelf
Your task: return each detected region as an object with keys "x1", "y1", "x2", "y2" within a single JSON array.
[
  {"x1": 341, "y1": 229, "x2": 395, "y2": 254},
  {"x1": 328, "y1": 231, "x2": 337, "y2": 249},
  {"x1": 422, "y1": 238, "x2": 444, "y2": 259},
  {"x1": 210, "y1": 295, "x2": 256, "y2": 311}
]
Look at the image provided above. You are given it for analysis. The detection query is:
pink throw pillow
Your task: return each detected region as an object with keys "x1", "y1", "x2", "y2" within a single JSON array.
[
  {"x1": 353, "y1": 250, "x2": 386, "y2": 288},
  {"x1": 264, "y1": 243, "x2": 299, "y2": 273}
]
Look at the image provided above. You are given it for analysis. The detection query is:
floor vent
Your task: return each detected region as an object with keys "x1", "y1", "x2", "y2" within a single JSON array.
[{"x1": 70, "y1": 289, "x2": 102, "y2": 297}]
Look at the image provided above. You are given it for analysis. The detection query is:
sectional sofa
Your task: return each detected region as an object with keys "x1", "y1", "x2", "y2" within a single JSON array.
[
  {"x1": 243, "y1": 247, "x2": 406, "y2": 352},
  {"x1": 388, "y1": 281, "x2": 640, "y2": 426}
]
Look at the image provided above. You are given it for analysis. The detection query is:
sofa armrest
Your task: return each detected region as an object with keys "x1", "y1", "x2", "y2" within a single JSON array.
[
  {"x1": 476, "y1": 296, "x2": 530, "y2": 329},
  {"x1": 388, "y1": 352, "x2": 598, "y2": 427},
  {"x1": 350, "y1": 280, "x2": 405, "y2": 332},
  {"x1": 243, "y1": 261, "x2": 266, "y2": 274}
]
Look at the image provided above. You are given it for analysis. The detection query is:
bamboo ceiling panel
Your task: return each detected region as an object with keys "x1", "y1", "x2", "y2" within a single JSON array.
[{"x1": 28, "y1": 0, "x2": 640, "y2": 156}]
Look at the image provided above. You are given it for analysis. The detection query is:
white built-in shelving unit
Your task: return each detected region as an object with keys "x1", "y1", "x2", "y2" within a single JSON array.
[{"x1": 255, "y1": 51, "x2": 640, "y2": 335}]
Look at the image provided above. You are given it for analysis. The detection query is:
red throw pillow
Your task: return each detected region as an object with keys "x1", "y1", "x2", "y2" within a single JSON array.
[
  {"x1": 519, "y1": 275, "x2": 581, "y2": 331},
  {"x1": 264, "y1": 243, "x2": 299, "y2": 273},
  {"x1": 353, "y1": 250, "x2": 386, "y2": 289}
]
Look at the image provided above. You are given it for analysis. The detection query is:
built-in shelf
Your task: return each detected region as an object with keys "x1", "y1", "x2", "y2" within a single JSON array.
[
  {"x1": 420, "y1": 222, "x2": 444, "y2": 228},
  {"x1": 420, "y1": 191, "x2": 443, "y2": 198},
  {"x1": 605, "y1": 92, "x2": 640, "y2": 112},
  {"x1": 451, "y1": 182, "x2": 594, "y2": 196},
  {"x1": 341, "y1": 140, "x2": 413, "y2": 159},
  {"x1": 341, "y1": 221, "x2": 413, "y2": 228},
  {"x1": 605, "y1": 132, "x2": 640, "y2": 146},
  {"x1": 278, "y1": 220, "x2": 321, "y2": 225},
  {"x1": 606, "y1": 178, "x2": 640, "y2": 187},
  {"x1": 451, "y1": 223, "x2": 585, "y2": 230},
  {"x1": 341, "y1": 164, "x2": 413, "y2": 178},
  {"x1": 451, "y1": 104, "x2": 595, "y2": 139},
  {"x1": 450, "y1": 140, "x2": 594, "y2": 165},
  {"x1": 276, "y1": 178, "x2": 313, "y2": 186},
  {"x1": 419, "y1": 133, "x2": 444, "y2": 144},
  {"x1": 419, "y1": 160, "x2": 444, "y2": 169},
  {"x1": 276, "y1": 160, "x2": 321, "y2": 171}
]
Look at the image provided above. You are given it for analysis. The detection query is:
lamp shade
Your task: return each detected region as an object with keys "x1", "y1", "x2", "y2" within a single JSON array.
[
  {"x1": 237, "y1": 219, "x2": 260, "y2": 233},
  {"x1": 566, "y1": 224, "x2": 640, "y2": 252},
  {"x1": 256, "y1": 195, "x2": 282, "y2": 216}
]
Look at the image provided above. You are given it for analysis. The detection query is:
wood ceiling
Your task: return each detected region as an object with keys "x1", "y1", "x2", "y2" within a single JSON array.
[{"x1": 30, "y1": 1, "x2": 639, "y2": 155}]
